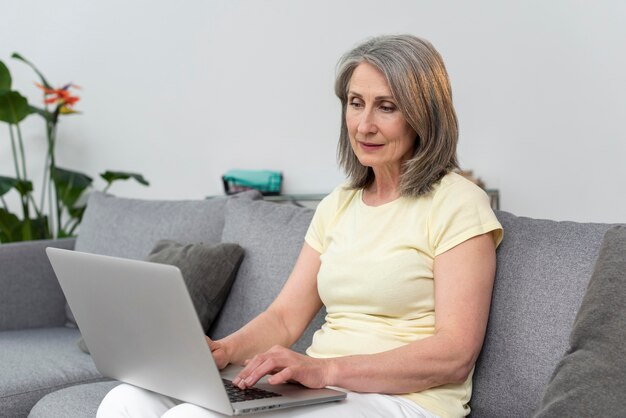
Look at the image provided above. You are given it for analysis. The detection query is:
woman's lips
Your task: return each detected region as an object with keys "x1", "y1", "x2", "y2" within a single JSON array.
[{"x1": 359, "y1": 142, "x2": 384, "y2": 151}]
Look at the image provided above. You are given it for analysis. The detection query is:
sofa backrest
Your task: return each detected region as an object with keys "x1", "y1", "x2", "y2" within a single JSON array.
[
  {"x1": 209, "y1": 197, "x2": 325, "y2": 354},
  {"x1": 470, "y1": 211, "x2": 615, "y2": 417},
  {"x1": 76, "y1": 191, "x2": 229, "y2": 259}
]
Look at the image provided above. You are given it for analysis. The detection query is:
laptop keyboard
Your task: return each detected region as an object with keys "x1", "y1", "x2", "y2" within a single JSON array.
[{"x1": 222, "y1": 379, "x2": 283, "y2": 403}]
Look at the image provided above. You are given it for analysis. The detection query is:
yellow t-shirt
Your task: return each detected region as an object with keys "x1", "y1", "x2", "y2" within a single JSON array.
[{"x1": 304, "y1": 172, "x2": 503, "y2": 418}]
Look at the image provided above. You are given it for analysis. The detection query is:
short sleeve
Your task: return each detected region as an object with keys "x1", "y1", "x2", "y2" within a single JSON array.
[
  {"x1": 305, "y1": 201, "x2": 328, "y2": 253},
  {"x1": 428, "y1": 178, "x2": 503, "y2": 256},
  {"x1": 304, "y1": 185, "x2": 342, "y2": 253}
]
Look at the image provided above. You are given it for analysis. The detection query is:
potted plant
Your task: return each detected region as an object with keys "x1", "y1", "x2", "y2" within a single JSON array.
[{"x1": 0, "y1": 54, "x2": 148, "y2": 243}]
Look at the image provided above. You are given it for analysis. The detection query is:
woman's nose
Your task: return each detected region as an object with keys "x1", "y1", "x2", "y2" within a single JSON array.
[{"x1": 357, "y1": 109, "x2": 377, "y2": 135}]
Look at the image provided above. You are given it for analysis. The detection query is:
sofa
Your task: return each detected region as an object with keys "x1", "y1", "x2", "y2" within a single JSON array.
[{"x1": 1, "y1": 190, "x2": 624, "y2": 418}]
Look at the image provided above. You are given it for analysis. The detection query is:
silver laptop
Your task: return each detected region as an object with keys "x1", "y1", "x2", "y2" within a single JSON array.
[{"x1": 46, "y1": 247, "x2": 346, "y2": 416}]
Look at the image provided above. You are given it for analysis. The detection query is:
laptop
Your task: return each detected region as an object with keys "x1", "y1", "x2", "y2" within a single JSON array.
[{"x1": 46, "y1": 247, "x2": 346, "y2": 416}]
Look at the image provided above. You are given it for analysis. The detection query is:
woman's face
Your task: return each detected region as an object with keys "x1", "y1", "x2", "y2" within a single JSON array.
[{"x1": 345, "y1": 62, "x2": 417, "y2": 174}]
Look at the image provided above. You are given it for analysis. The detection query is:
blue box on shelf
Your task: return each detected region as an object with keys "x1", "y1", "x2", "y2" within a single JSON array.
[{"x1": 222, "y1": 169, "x2": 282, "y2": 196}]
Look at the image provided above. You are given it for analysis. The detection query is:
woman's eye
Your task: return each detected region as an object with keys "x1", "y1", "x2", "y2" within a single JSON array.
[
  {"x1": 380, "y1": 103, "x2": 396, "y2": 112},
  {"x1": 349, "y1": 100, "x2": 364, "y2": 109}
]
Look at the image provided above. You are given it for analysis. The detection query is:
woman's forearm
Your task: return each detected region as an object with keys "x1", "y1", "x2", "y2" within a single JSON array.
[{"x1": 327, "y1": 332, "x2": 475, "y2": 394}]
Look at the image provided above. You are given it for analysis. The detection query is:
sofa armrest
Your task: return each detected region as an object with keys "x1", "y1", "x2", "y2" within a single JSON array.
[{"x1": 0, "y1": 238, "x2": 75, "y2": 331}]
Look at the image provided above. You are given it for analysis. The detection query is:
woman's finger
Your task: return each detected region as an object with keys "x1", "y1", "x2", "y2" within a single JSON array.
[{"x1": 205, "y1": 336, "x2": 219, "y2": 351}]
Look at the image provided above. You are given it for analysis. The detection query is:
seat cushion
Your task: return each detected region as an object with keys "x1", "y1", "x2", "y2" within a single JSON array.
[
  {"x1": 29, "y1": 381, "x2": 120, "y2": 418},
  {"x1": 470, "y1": 211, "x2": 616, "y2": 417},
  {"x1": 0, "y1": 327, "x2": 107, "y2": 418}
]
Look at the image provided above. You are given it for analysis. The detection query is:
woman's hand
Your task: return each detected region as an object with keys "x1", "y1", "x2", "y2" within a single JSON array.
[
  {"x1": 232, "y1": 345, "x2": 334, "y2": 390},
  {"x1": 205, "y1": 337, "x2": 230, "y2": 369}
]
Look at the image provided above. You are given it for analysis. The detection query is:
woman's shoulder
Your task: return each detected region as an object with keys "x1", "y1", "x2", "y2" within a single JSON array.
[
  {"x1": 318, "y1": 182, "x2": 359, "y2": 210},
  {"x1": 432, "y1": 171, "x2": 488, "y2": 200}
]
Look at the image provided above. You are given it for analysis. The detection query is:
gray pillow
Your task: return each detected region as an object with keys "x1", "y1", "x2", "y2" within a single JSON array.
[
  {"x1": 78, "y1": 240, "x2": 244, "y2": 354},
  {"x1": 147, "y1": 240, "x2": 244, "y2": 333},
  {"x1": 533, "y1": 225, "x2": 626, "y2": 417}
]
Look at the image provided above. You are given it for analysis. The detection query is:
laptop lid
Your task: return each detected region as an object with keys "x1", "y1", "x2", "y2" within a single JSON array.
[{"x1": 46, "y1": 248, "x2": 346, "y2": 415}]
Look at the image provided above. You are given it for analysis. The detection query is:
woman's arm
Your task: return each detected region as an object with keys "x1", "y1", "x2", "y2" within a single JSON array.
[
  {"x1": 234, "y1": 232, "x2": 496, "y2": 393},
  {"x1": 209, "y1": 243, "x2": 323, "y2": 368}
]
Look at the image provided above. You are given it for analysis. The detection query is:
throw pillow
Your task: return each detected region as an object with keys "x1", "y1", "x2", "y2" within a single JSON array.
[
  {"x1": 77, "y1": 240, "x2": 244, "y2": 353},
  {"x1": 533, "y1": 225, "x2": 626, "y2": 417},
  {"x1": 147, "y1": 240, "x2": 244, "y2": 333}
]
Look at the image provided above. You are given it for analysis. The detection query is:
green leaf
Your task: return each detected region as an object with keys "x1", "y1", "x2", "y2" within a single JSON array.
[
  {"x1": 11, "y1": 53, "x2": 52, "y2": 89},
  {"x1": 57, "y1": 229, "x2": 74, "y2": 239},
  {"x1": 0, "y1": 61, "x2": 11, "y2": 90},
  {"x1": 100, "y1": 171, "x2": 150, "y2": 187},
  {"x1": 0, "y1": 175, "x2": 18, "y2": 197},
  {"x1": 68, "y1": 205, "x2": 86, "y2": 220},
  {"x1": 14, "y1": 179, "x2": 33, "y2": 196},
  {"x1": 17, "y1": 215, "x2": 50, "y2": 241},
  {"x1": 0, "y1": 89, "x2": 33, "y2": 124},
  {"x1": 0, "y1": 208, "x2": 22, "y2": 242},
  {"x1": 0, "y1": 176, "x2": 35, "y2": 198},
  {"x1": 28, "y1": 215, "x2": 50, "y2": 240},
  {"x1": 52, "y1": 167, "x2": 93, "y2": 209}
]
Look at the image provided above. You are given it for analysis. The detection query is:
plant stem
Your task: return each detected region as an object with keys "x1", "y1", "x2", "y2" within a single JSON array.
[
  {"x1": 40, "y1": 153, "x2": 50, "y2": 211},
  {"x1": 9, "y1": 125, "x2": 29, "y2": 220},
  {"x1": 48, "y1": 170, "x2": 54, "y2": 236},
  {"x1": 41, "y1": 110, "x2": 54, "y2": 232},
  {"x1": 67, "y1": 219, "x2": 80, "y2": 236},
  {"x1": 15, "y1": 123, "x2": 37, "y2": 223},
  {"x1": 15, "y1": 124, "x2": 29, "y2": 184},
  {"x1": 28, "y1": 194, "x2": 43, "y2": 218},
  {"x1": 49, "y1": 114, "x2": 62, "y2": 239},
  {"x1": 8, "y1": 125, "x2": 22, "y2": 180},
  {"x1": 40, "y1": 102, "x2": 53, "y2": 234}
]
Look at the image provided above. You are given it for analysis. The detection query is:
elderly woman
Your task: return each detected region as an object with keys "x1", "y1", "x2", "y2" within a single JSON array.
[{"x1": 98, "y1": 34, "x2": 502, "y2": 418}]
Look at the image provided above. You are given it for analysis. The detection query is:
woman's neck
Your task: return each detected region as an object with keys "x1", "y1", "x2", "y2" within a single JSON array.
[{"x1": 362, "y1": 168, "x2": 401, "y2": 206}]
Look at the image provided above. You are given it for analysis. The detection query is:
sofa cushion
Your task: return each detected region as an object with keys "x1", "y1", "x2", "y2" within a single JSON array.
[
  {"x1": 533, "y1": 225, "x2": 626, "y2": 417},
  {"x1": 75, "y1": 192, "x2": 229, "y2": 260},
  {"x1": 211, "y1": 198, "x2": 326, "y2": 354},
  {"x1": 470, "y1": 211, "x2": 615, "y2": 418},
  {"x1": 147, "y1": 240, "x2": 244, "y2": 334},
  {"x1": 0, "y1": 238, "x2": 75, "y2": 331},
  {"x1": 29, "y1": 381, "x2": 120, "y2": 418},
  {"x1": 0, "y1": 327, "x2": 106, "y2": 418}
]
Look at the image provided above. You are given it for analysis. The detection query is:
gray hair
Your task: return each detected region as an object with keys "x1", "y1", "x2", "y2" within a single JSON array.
[{"x1": 335, "y1": 34, "x2": 459, "y2": 196}]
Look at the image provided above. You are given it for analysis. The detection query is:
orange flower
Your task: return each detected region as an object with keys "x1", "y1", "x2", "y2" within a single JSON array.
[{"x1": 36, "y1": 83, "x2": 81, "y2": 112}]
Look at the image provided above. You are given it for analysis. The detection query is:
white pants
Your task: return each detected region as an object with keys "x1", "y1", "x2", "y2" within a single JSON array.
[{"x1": 97, "y1": 383, "x2": 440, "y2": 418}]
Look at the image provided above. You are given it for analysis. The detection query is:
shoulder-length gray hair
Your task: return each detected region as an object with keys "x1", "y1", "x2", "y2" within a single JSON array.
[{"x1": 336, "y1": 34, "x2": 459, "y2": 197}]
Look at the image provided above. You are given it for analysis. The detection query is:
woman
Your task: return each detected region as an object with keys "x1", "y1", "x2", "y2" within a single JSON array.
[{"x1": 98, "y1": 34, "x2": 503, "y2": 418}]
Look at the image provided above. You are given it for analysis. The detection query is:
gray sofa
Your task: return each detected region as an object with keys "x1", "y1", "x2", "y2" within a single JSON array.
[{"x1": 0, "y1": 190, "x2": 622, "y2": 418}]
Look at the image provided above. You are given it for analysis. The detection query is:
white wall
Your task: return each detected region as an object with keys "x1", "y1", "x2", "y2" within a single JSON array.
[{"x1": 1, "y1": 0, "x2": 625, "y2": 223}]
